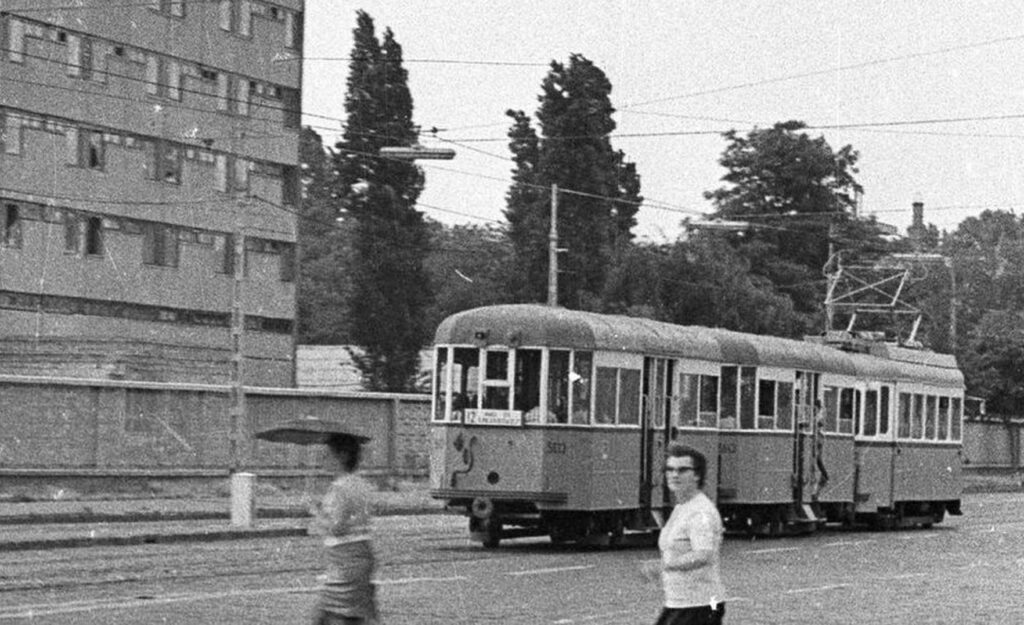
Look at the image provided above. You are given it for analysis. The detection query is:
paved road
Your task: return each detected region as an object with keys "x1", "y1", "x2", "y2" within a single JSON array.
[{"x1": 2, "y1": 493, "x2": 1023, "y2": 624}]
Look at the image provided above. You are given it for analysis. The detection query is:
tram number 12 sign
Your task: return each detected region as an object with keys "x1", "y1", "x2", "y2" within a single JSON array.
[{"x1": 464, "y1": 409, "x2": 522, "y2": 426}]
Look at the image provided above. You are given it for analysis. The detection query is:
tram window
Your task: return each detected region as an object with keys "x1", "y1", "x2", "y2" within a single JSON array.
[
  {"x1": 545, "y1": 350, "x2": 569, "y2": 424},
  {"x1": 776, "y1": 381, "x2": 793, "y2": 430},
  {"x1": 879, "y1": 386, "x2": 891, "y2": 435},
  {"x1": 483, "y1": 386, "x2": 509, "y2": 410},
  {"x1": 719, "y1": 367, "x2": 738, "y2": 429},
  {"x1": 570, "y1": 351, "x2": 592, "y2": 425},
  {"x1": 678, "y1": 374, "x2": 699, "y2": 427},
  {"x1": 482, "y1": 350, "x2": 510, "y2": 410},
  {"x1": 911, "y1": 394, "x2": 924, "y2": 439},
  {"x1": 757, "y1": 379, "x2": 776, "y2": 429},
  {"x1": 698, "y1": 375, "x2": 719, "y2": 427},
  {"x1": 951, "y1": 398, "x2": 962, "y2": 440},
  {"x1": 739, "y1": 367, "x2": 756, "y2": 429},
  {"x1": 898, "y1": 393, "x2": 911, "y2": 438},
  {"x1": 619, "y1": 369, "x2": 641, "y2": 425},
  {"x1": 838, "y1": 388, "x2": 855, "y2": 434},
  {"x1": 485, "y1": 350, "x2": 508, "y2": 381},
  {"x1": 432, "y1": 348, "x2": 450, "y2": 422},
  {"x1": 925, "y1": 395, "x2": 937, "y2": 440},
  {"x1": 452, "y1": 348, "x2": 480, "y2": 413},
  {"x1": 938, "y1": 396, "x2": 950, "y2": 440},
  {"x1": 517, "y1": 349, "x2": 543, "y2": 421},
  {"x1": 864, "y1": 389, "x2": 878, "y2": 436},
  {"x1": 645, "y1": 358, "x2": 670, "y2": 429},
  {"x1": 823, "y1": 387, "x2": 838, "y2": 433},
  {"x1": 595, "y1": 367, "x2": 618, "y2": 424}
]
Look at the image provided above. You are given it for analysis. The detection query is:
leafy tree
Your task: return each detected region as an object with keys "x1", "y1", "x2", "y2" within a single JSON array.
[
  {"x1": 658, "y1": 234, "x2": 804, "y2": 335},
  {"x1": 424, "y1": 222, "x2": 515, "y2": 329},
  {"x1": 296, "y1": 127, "x2": 351, "y2": 344},
  {"x1": 333, "y1": 11, "x2": 430, "y2": 391},
  {"x1": 505, "y1": 54, "x2": 642, "y2": 308},
  {"x1": 961, "y1": 310, "x2": 1024, "y2": 415},
  {"x1": 705, "y1": 121, "x2": 864, "y2": 317}
]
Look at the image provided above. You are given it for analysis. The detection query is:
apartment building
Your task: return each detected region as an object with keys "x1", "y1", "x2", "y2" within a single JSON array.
[{"x1": 0, "y1": 0, "x2": 303, "y2": 385}]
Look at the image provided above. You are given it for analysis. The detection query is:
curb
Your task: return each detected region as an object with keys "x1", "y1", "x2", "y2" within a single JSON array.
[
  {"x1": 0, "y1": 507, "x2": 307, "y2": 526},
  {"x1": 0, "y1": 526, "x2": 309, "y2": 553}
]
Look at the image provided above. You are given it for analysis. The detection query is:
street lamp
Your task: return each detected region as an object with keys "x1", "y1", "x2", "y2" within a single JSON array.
[{"x1": 379, "y1": 145, "x2": 456, "y2": 160}]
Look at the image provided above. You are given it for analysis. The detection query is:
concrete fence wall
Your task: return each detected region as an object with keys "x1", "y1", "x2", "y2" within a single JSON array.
[
  {"x1": 963, "y1": 418, "x2": 1023, "y2": 471},
  {"x1": 0, "y1": 376, "x2": 1020, "y2": 481},
  {"x1": 0, "y1": 375, "x2": 431, "y2": 479}
]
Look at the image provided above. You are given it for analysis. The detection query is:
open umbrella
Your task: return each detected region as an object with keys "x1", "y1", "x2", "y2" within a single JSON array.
[{"x1": 254, "y1": 415, "x2": 371, "y2": 446}]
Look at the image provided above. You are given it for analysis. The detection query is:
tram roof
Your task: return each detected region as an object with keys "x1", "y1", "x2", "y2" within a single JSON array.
[{"x1": 434, "y1": 305, "x2": 963, "y2": 387}]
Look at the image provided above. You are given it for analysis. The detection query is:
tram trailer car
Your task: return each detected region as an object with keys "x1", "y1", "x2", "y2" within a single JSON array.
[{"x1": 428, "y1": 305, "x2": 964, "y2": 547}]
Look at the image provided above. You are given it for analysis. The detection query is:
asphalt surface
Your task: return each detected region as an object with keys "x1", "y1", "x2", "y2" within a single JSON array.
[{"x1": 0, "y1": 493, "x2": 444, "y2": 552}]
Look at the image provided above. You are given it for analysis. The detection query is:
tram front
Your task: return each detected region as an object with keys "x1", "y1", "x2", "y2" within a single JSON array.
[{"x1": 428, "y1": 305, "x2": 594, "y2": 548}]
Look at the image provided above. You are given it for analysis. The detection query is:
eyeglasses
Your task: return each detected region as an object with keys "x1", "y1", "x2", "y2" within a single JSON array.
[{"x1": 665, "y1": 466, "x2": 695, "y2": 474}]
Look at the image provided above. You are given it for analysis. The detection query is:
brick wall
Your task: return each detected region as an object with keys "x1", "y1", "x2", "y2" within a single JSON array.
[{"x1": 0, "y1": 376, "x2": 430, "y2": 477}]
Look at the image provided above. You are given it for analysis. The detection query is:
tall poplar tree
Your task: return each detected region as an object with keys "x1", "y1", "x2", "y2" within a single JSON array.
[
  {"x1": 333, "y1": 11, "x2": 430, "y2": 391},
  {"x1": 505, "y1": 54, "x2": 642, "y2": 308},
  {"x1": 297, "y1": 127, "x2": 351, "y2": 344}
]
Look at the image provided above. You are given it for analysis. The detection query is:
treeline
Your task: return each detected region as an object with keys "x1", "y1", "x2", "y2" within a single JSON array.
[{"x1": 295, "y1": 11, "x2": 1024, "y2": 418}]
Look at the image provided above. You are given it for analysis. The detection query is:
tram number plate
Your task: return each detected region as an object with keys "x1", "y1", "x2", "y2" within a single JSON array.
[{"x1": 546, "y1": 441, "x2": 567, "y2": 454}]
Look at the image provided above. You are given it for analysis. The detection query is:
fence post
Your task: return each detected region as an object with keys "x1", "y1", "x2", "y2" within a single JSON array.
[{"x1": 388, "y1": 398, "x2": 399, "y2": 490}]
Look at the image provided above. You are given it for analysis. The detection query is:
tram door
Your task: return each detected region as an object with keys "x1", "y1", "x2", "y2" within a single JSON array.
[
  {"x1": 641, "y1": 358, "x2": 673, "y2": 512},
  {"x1": 792, "y1": 371, "x2": 820, "y2": 505}
]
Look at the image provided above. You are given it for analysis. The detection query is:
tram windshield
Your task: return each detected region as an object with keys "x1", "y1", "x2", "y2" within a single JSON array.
[{"x1": 432, "y1": 345, "x2": 593, "y2": 425}]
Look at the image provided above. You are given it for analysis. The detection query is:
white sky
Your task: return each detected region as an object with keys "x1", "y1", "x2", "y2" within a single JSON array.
[{"x1": 302, "y1": 1, "x2": 1024, "y2": 242}]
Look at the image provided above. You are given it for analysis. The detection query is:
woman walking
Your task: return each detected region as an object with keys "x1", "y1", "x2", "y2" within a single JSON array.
[
  {"x1": 642, "y1": 442, "x2": 726, "y2": 625},
  {"x1": 309, "y1": 433, "x2": 379, "y2": 625}
]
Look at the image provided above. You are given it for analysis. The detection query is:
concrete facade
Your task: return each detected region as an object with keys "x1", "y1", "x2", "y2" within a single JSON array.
[{"x1": 0, "y1": 0, "x2": 303, "y2": 386}]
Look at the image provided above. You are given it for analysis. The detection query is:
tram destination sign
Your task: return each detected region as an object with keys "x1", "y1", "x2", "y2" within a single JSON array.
[{"x1": 464, "y1": 409, "x2": 522, "y2": 426}]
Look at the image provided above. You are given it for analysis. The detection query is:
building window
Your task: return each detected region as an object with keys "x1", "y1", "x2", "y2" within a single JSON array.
[
  {"x1": 142, "y1": 222, "x2": 179, "y2": 267},
  {"x1": 219, "y1": 0, "x2": 237, "y2": 32},
  {"x1": 147, "y1": 140, "x2": 182, "y2": 184},
  {"x1": 281, "y1": 165, "x2": 298, "y2": 205},
  {"x1": 214, "y1": 233, "x2": 235, "y2": 274},
  {"x1": 279, "y1": 242, "x2": 295, "y2": 282},
  {"x1": 3, "y1": 203, "x2": 23, "y2": 247},
  {"x1": 2, "y1": 112, "x2": 22, "y2": 155},
  {"x1": 151, "y1": 1, "x2": 186, "y2": 17},
  {"x1": 84, "y1": 216, "x2": 104, "y2": 256},
  {"x1": 62, "y1": 212, "x2": 80, "y2": 253},
  {"x1": 6, "y1": 17, "x2": 26, "y2": 63},
  {"x1": 145, "y1": 56, "x2": 181, "y2": 100},
  {"x1": 285, "y1": 10, "x2": 303, "y2": 50},
  {"x1": 281, "y1": 87, "x2": 301, "y2": 128},
  {"x1": 78, "y1": 129, "x2": 105, "y2": 170}
]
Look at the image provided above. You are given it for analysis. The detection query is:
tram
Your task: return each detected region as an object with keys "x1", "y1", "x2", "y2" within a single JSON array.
[{"x1": 428, "y1": 305, "x2": 964, "y2": 547}]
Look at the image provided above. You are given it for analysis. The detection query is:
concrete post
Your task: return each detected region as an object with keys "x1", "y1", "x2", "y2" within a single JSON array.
[{"x1": 230, "y1": 471, "x2": 256, "y2": 527}]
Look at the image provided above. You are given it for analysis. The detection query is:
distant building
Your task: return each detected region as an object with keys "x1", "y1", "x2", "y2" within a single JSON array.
[
  {"x1": 0, "y1": 1, "x2": 303, "y2": 385},
  {"x1": 297, "y1": 346, "x2": 434, "y2": 393}
]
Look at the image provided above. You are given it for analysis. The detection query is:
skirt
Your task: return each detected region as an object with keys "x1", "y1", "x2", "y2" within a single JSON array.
[{"x1": 314, "y1": 539, "x2": 378, "y2": 623}]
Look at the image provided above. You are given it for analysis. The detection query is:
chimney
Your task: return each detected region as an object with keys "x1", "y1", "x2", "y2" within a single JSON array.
[{"x1": 907, "y1": 194, "x2": 926, "y2": 249}]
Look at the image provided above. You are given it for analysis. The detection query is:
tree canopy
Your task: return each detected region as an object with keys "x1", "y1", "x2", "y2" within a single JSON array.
[
  {"x1": 706, "y1": 121, "x2": 864, "y2": 319},
  {"x1": 505, "y1": 54, "x2": 642, "y2": 308},
  {"x1": 332, "y1": 11, "x2": 432, "y2": 392}
]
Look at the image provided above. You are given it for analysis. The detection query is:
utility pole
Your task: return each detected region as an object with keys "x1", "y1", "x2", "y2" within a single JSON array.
[
  {"x1": 547, "y1": 183, "x2": 559, "y2": 307},
  {"x1": 229, "y1": 219, "x2": 245, "y2": 473}
]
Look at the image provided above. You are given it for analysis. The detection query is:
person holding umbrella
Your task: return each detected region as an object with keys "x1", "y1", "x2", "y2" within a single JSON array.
[{"x1": 256, "y1": 418, "x2": 379, "y2": 624}]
